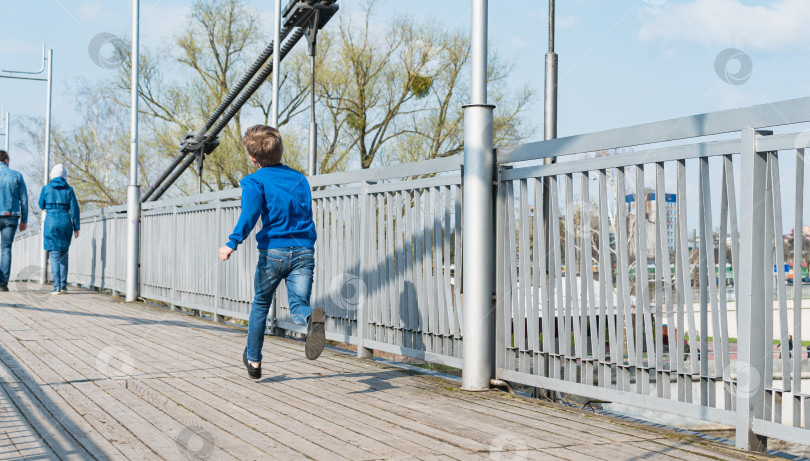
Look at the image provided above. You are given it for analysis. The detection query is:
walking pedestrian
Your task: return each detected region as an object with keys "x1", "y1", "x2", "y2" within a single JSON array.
[
  {"x1": 0, "y1": 150, "x2": 28, "y2": 291},
  {"x1": 38, "y1": 164, "x2": 80, "y2": 294}
]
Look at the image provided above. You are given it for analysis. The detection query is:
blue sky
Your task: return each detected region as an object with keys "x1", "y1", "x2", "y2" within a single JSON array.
[{"x1": 1, "y1": 0, "x2": 809, "y2": 165}]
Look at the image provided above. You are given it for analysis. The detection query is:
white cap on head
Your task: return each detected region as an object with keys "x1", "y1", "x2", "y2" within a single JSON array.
[{"x1": 50, "y1": 164, "x2": 67, "y2": 180}]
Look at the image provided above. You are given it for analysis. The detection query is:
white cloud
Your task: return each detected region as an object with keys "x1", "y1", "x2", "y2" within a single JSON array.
[{"x1": 638, "y1": 0, "x2": 810, "y2": 51}]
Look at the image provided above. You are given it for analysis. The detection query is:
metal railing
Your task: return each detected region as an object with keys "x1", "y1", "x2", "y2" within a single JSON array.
[
  {"x1": 10, "y1": 155, "x2": 464, "y2": 368},
  {"x1": 495, "y1": 97, "x2": 810, "y2": 450},
  {"x1": 10, "y1": 97, "x2": 810, "y2": 451}
]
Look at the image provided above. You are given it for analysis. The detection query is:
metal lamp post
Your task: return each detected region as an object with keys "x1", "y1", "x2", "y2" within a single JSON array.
[
  {"x1": 543, "y1": 0, "x2": 558, "y2": 270},
  {"x1": 1, "y1": 44, "x2": 53, "y2": 284},
  {"x1": 126, "y1": 0, "x2": 141, "y2": 302},
  {"x1": 461, "y1": 0, "x2": 496, "y2": 391}
]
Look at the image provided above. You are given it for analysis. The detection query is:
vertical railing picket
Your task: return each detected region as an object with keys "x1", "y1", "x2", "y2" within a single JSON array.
[
  {"x1": 357, "y1": 181, "x2": 373, "y2": 359},
  {"x1": 792, "y1": 147, "x2": 804, "y2": 427},
  {"x1": 735, "y1": 128, "x2": 769, "y2": 452},
  {"x1": 495, "y1": 170, "x2": 507, "y2": 373}
]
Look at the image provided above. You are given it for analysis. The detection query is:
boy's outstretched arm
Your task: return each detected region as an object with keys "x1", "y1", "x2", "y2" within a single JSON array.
[{"x1": 219, "y1": 180, "x2": 262, "y2": 261}]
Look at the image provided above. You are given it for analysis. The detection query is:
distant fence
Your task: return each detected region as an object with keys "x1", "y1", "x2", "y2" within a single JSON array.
[
  {"x1": 12, "y1": 97, "x2": 810, "y2": 450},
  {"x1": 10, "y1": 156, "x2": 464, "y2": 368}
]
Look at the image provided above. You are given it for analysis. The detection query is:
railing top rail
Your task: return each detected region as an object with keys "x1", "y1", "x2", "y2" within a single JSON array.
[
  {"x1": 141, "y1": 188, "x2": 241, "y2": 211},
  {"x1": 138, "y1": 155, "x2": 464, "y2": 211},
  {"x1": 500, "y1": 138, "x2": 741, "y2": 181},
  {"x1": 496, "y1": 97, "x2": 810, "y2": 165},
  {"x1": 308, "y1": 154, "x2": 462, "y2": 187}
]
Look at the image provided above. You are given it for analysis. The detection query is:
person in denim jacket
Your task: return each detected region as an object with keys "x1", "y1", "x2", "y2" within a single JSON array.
[
  {"x1": 218, "y1": 125, "x2": 323, "y2": 380},
  {"x1": 38, "y1": 164, "x2": 80, "y2": 294},
  {"x1": 0, "y1": 150, "x2": 28, "y2": 291}
]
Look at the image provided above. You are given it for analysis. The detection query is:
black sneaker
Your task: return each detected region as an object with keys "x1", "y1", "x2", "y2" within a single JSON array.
[
  {"x1": 0, "y1": 284, "x2": 8, "y2": 292},
  {"x1": 243, "y1": 349, "x2": 261, "y2": 380},
  {"x1": 305, "y1": 307, "x2": 326, "y2": 360}
]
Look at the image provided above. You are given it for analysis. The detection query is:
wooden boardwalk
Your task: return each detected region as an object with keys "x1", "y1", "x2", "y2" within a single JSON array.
[{"x1": 0, "y1": 286, "x2": 773, "y2": 460}]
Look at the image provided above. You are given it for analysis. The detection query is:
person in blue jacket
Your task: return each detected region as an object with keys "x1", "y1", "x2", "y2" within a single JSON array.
[
  {"x1": 38, "y1": 164, "x2": 80, "y2": 294},
  {"x1": 0, "y1": 150, "x2": 28, "y2": 292}
]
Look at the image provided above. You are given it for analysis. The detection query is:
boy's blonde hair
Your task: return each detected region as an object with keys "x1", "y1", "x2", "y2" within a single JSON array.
[{"x1": 242, "y1": 125, "x2": 284, "y2": 166}]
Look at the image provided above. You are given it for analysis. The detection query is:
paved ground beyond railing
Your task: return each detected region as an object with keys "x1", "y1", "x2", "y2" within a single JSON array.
[{"x1": 0, "y1": 287, "x2": 776, "y2": 461}]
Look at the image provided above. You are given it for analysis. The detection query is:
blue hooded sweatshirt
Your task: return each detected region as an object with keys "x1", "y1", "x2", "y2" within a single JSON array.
[
  {"x1": 38, "y1": 177, "x2": 80, "y2": 252},
  {"x1": 226, "y1": 164, "x2": 317, "y2": 250}
]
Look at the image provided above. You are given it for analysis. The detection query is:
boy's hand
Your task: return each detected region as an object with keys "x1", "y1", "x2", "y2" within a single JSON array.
[{"x1": 219, "y1": 246, "x2": 235, "y2": 261}]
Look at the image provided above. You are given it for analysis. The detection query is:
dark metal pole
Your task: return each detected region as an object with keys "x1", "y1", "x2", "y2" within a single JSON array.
[
  {"x1": 541, "y1": 0, "x2": 558, "y2": 396},
  {"x1": 308, "y1": 46, "x2": 318, "y2": 176},
  {"x1": 543, "y1": 0, "x2": 558, "y2": 271}
]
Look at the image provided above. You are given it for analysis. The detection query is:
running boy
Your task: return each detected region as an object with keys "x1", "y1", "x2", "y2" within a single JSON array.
[{"x1": 218, "y1": 125, "x2": 324, "y2": 380}]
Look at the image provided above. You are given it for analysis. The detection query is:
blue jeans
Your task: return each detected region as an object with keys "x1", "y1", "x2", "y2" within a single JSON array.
[
  {"x1": 246, "y1": 247, "x2": 315, "y2": 363},
  {"x1": 49, "y1": 250, "x2": 69, "y2": 289},
  {"x1": 0, "y1": 217, "x2": 18, "y2": 286}
]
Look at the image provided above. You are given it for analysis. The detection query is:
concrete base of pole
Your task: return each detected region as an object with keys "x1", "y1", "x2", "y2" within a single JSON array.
[
  {"x1": 460, "y1": 103, "x2": 496, "y2": 392},
  {"x1": 125, "y1": 185, "x2": 140, "y2": 302}
]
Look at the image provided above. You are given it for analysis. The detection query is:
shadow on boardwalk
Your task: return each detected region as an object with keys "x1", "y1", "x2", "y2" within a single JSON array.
[{"x1": 0, "y1": 286, "x2": 776, "y2": 460}]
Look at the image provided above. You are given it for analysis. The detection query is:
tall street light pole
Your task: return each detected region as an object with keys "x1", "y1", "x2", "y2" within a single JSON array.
[
  {"x1": 461, "y1": 0, "x2": 496, "y2": 391},
  {"x1": 1, "y1": 44, "x2": 53, "y2": 283},
  {"x1": 126, "y1": 0, "x2": 141, "y2": 302},
  {"x1": 1, "y1": 46, "x2": 52, "y2": 283},
  {"x1": 542, "y1": 0, "x2": 558, "y2": 316},
  {"x1": 545, "y1": 0, "x2": 558, "y2": 144},
  {"x1": 41, "y1": 49, "x2": 53, "y2": 283}
]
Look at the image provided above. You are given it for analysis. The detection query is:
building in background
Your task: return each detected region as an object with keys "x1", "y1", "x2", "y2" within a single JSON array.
[{"x1": 626, "y1": 193, "x2": 677, "y2": 253}]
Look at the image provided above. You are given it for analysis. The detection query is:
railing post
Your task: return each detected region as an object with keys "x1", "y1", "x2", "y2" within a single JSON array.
[
  {"x1": 461, "y1": 0, "x2": 496, "y2": 391},
  {"x1": 214, "y1": 200, "x2": 225, "y2": 323},
  {"x1": 357, "y1": 181, "x2": 373, "y2": 358},
  {"x1": 735, "y1": 128, "x2": 769, "y2": 451},
  {"x1": 170, "y1": 205, "x2": 180, "y2": 312}
]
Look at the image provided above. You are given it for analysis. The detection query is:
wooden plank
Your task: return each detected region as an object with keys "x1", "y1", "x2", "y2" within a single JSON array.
[
  {"x1": 0, "y1": 289, "x2": 777, "y2": 461},
  {"x1": 0, "y1": 381, "x2": 57, "y2": 460}
]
